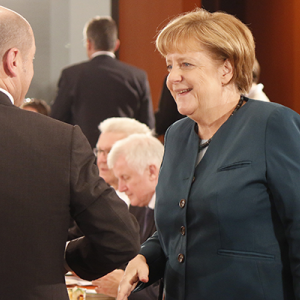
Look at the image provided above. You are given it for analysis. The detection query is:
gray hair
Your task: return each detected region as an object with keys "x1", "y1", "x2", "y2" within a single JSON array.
[
  {"x1": 107, "y1": 134, "x2": 164, "y2": 174},
  {"x1": 84, "y1": 16, "x2": 118, "y2": 51},
  {"x1": 98, "y1": 117, "x2": 152, "y2": 136}
]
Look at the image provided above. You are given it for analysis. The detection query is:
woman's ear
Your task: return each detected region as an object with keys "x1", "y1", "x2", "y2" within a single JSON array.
[
  {"x1": 221, "y1": 59, "x2": 234, "y2": 85},
  {"x1": 3, "y1": 48, "x2": 19, "y2": 77}
]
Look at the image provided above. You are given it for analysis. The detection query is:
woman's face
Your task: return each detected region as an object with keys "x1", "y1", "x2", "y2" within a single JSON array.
[{"x1": 166, "y1": 48, "x2": 225, "y2": 119}]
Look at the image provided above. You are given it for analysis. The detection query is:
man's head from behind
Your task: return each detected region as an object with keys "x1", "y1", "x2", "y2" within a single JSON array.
[
  {"x1": 95, "y1": 118, "x2": 152, "y2": 190},
  {"x1": 0, "y1": 6, "x2": 35, "y2": 106},
  {"x1": 84, "y1": 16, "x2": 119, "y2": 58},
  {"x1": 107, "y1": 134, "x2": 164, "y2": 207}
]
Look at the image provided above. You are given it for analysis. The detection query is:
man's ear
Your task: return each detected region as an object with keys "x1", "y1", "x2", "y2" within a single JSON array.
[
  {"x1": 221, "y1": 59, "x2": 234, "y2": 85},
  {"x1": 148, "y1": 164, "x2": 158, "y2": 181},
  {"x1": 114, "y1": 39, "x2": 120, "y2": 52},
  {"x1": 3, "y1": 48, "x2": 19, "y2": 77},
  {"x1": 86, "y1": 39, "x2": 93, "y2": 52}
]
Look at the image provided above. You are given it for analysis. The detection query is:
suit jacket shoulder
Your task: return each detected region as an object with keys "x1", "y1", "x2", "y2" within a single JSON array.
[
  {"x1": 51, "y1": 55, "x2": 154, "y2": 147},
  {"x1": 0, "y1": 92, "x2": 140, "y2": 298}
]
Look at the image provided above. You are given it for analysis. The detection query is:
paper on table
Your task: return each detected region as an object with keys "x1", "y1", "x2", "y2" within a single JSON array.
[{"x1": 65, "y1": 274, "x2": 93, "y2": 286}]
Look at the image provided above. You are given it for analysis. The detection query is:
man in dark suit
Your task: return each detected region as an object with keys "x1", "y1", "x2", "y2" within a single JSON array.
[
  {"x1": 0, "y1": 6, "x2": 140, "y2": 300},
  {"x1": 92, "y1": 134, "x2": 164, "y2": 300},
  {"x1": 68, "y1": 117, "x2": 153, "y2": 240},
  {"x1": 51, "y1": 16, "x2": 155, "y2": 147}
]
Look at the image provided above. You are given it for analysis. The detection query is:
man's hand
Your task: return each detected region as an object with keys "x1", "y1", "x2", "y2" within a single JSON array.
[
  {"x1": 92, "y1": 269, "x2": 124, "y2": 298},
  {"x1": 116, "y1": 254, "x2": 149, "y2": 300}
]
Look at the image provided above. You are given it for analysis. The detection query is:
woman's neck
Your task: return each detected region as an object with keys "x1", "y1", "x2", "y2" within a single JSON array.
[{"x1": 194, "y1": 91, "x2": 241, "y2": 140}]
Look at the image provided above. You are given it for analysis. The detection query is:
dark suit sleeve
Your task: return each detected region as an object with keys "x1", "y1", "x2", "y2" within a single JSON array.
[
  {"x1": 155, "y1": 76, "x2": 184, "y2": 136},
  {"x1": 135, "y1": 73, "x2": 155, "y2": 130},
  {"x1": 65, "y1": 126, "x2": 140, "y2": 280},
  {"x1": 50, "y1": 69, "x2": 74, "y2": 124},
  {"x1": 129, "y1": 280, "x2": 160, "y2": 300},
  {"x1": 265, "y1": 106, "x2": 300, "y2": 297}
]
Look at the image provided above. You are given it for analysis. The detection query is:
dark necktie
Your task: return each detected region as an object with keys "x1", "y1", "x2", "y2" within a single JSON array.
[{"x1": 142, "y1": 207, "x2": 154, "y2": 238}]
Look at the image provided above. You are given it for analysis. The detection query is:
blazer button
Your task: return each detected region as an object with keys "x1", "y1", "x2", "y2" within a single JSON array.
[
  {"x1": 177, "y1": 253, "x2": 185, "y2": 263},
  {"x1": 180, "y1": 226, "x2": 185, "y2": 235},
  {"x1": 192, "y1": 176, "x2": 196, "y2": 183},
  {"x1": 179, "y1": 199, "x2": 186, "y2": 208}
]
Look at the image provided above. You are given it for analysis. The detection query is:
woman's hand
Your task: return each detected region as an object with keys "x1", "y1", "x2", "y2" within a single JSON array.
[
  {"x1": 116, "y1": 254, "x2": 149, "y2": 300},
  {"x1": 92, "y1": 269, "x2": 124, "y2": 298}
]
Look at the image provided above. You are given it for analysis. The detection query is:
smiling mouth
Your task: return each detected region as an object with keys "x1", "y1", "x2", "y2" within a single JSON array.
[{"x1": 178, "y1": 88, "x2": 192, "y2": 94}]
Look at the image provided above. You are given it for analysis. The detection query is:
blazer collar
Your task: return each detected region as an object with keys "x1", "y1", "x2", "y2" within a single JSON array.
[{"x1": 0, "y1": 90, "x2": 14, "y2": 106}]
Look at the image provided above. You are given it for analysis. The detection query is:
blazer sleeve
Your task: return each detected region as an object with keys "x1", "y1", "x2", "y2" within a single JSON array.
[
  {"x1": 65, "y1": 126, "x2": 140, "y2": 280},
  {"x1": 50, "y1": 68, "x2": 75, "y2": 123},
  {"x1": 265, "y1": 106, "x2": 300, "y2": 297},
  {"x1": 134, "y1": 231, "x2": 166, "y2": 292}
]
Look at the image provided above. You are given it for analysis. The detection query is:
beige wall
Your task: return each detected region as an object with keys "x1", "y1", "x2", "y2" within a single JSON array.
[{"x1": 2, "y1": 0, "x2": 111, "y2": 102}]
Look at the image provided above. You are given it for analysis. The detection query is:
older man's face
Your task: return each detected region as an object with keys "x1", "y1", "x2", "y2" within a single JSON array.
[
  {"x1": 113, "y1": 155, "x2": 155, "y2": 207},
  {"x1": 96, "y1": 132, "x2": 127, "y2": 189}
]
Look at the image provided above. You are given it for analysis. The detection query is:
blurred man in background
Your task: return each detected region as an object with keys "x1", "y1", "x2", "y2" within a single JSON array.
[{"x1": 51, "y1": 16, "x2": 155, "y2": 147}]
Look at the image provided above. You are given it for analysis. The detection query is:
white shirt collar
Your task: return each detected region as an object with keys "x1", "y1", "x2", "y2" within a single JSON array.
[
  {"x1": 91, "y1": 51, "x2": 116, "y2": 59},
  {"x1": 0, "y1": 88, "x2": 14, "y2": 104},
  {"x1": 148, "y1": 193, "x2": 156, "y2": 209}
]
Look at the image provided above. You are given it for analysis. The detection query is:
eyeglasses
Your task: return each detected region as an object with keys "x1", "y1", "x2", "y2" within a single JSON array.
[{"x1": 93, "y1": 148, "x2": 111, "y2": 157}]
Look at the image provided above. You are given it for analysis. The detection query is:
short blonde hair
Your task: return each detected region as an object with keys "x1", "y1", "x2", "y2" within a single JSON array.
[{"x1": 156, "y1": 8, "x2": 255, "y2": 94}]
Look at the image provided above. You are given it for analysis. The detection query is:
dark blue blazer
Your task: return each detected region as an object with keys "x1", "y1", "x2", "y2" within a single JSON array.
[{"x1": 140, "y1": 99, "x2": 300, "y2": 300}]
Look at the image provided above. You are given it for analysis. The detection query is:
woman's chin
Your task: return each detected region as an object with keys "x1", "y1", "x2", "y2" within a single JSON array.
[{"x1": 177, "y1": 107, "x2": 192, "y2": 117}]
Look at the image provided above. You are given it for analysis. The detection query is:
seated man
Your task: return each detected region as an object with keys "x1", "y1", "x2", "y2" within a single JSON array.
[
  {"x1": 92, "y1": 134, "x2": 164, "y2": 300},
  {"x1": 68, "y1": 117, "x2": 152, "y2": 240},
  {"x1": 95, "y1": 117, "x2": 152, "y2": 204}
]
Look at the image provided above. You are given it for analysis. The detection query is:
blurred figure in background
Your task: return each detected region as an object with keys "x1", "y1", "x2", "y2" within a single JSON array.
[
  {"x1": 155, "y1": 75, "x2": 184, "y2": 137},
  {"x1": 21, "y1": 98, "x2": 51, "y2": 115},
  {"x1": 245, "y1": 58, "x2": 270, "y2": 102},
  {"x1": 51, "y1": 16, "x2": 155, "y2": 147}
]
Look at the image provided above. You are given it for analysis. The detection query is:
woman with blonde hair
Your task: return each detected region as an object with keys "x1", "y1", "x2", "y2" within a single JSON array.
[{"x1": 118, "y1": 8, "x2": 300, "y2": 300}]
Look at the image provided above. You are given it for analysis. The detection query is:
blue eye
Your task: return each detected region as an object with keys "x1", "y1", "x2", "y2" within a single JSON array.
[
  {"x1": 166, "y1": 65, "x2": 172, "y2": 71},
  {"x1": 182, "y1": 62, "x2": 191, "y2": 67}
]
